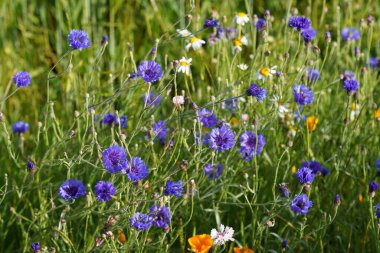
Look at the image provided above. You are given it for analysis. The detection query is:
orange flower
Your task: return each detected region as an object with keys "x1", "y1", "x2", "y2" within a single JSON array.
[
  {"x1": 188, "y1": 234, "x2": 213, "y2": 253},
  {"x1": 375, "y1": 109, "x2": 380, "y2": 119},
  {"x1": 117, "y1": 229, "x2": 126, "y2": 244},
  {"x1": 306, "y1": 116, "x2": 319, "y2": 131},
  {"x1": 358, "y1": 194, "x2": 363, "y2": 203},
  {"x1": 234, "y1": 245, "x2": 254, "y2": 253}
]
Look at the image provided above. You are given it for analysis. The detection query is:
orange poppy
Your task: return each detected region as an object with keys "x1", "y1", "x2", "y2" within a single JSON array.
[
  {"x1": 117, "y1": 229, "x2": 126, "y2": 244},
  {"x1": 234, "y1": 245, "x2": 254, "y2": 253},
  {"x1": 188, "y1": 234, "x2": 213, "y2": 253},
  {"x1": 375, "y1": 109, "x2": 380, "y2": 119},
  {"x1": 306, "y1": 116, "x2": 318, "y2": 131}
]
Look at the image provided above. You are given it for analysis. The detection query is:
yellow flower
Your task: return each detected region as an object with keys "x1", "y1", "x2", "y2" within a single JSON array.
[
  {"x1": 306, "y1": 116, "x2": 318, "y2": 131},
  {"x1": 291, "y1": 165, "x2": 297, "y2": 174},
  {"x1": 188, "y1": 234, "x2": 213, "y2": 253},
  {"x1": 234, "y1": 245, "x2": 254, "y2": 253},
  {"x1": 375, "y1": 108, "x2": 380, "y2": 119}
]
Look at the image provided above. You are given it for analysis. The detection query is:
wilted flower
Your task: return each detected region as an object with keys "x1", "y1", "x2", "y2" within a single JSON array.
[
  {"x1": 278, "y1": 183, "x2": 290, "y2": 198},
  {"x1": 186, "y1": 37, "x2": 206, "y2": 51},
  {"x1": 210, "y1": 224, "x2": 234, "y2": 246},
  {"x1": 58, "y1": 179, "x2": 86, "y2": 201},
  {"x1": 290, "y1": 194, "x2": 313, "y2": 215},
  {"x1": 188, "y1": 234, "x2": 213, "y2": 253},
  {"x1": 13, "y1": 71, "x2": 31, "y2": 88},
  {"x1": 137, "y1": 61, "x2": 163, "y2": 83},
  {"x1": 94, "y1": 181, "x2": 117, "y2": 202},
  {"x1": 234, "y1": 12, "x2": 249, "y2": 26},
  {"x1": 68, "y1": 29, "x2": 90, "y2": 50}
]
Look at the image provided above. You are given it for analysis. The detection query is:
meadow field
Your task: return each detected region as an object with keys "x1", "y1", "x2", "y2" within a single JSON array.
[{"x1": 0, "y1": 0, "x2": 380, "y2": 252}]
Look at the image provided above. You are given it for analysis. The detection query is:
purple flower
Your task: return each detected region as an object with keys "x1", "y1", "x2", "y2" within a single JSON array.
[
  {"x1": 343, "y1": 79, "x2": 359, "y2": 94},
  {"x1": 143, "y1": 92, "x2": 161, "y2": 107},
  {"x1": 239, "y1": 131, "x2": 266, "y2": 161},
  {"x1": 369, "y1": 181, "x2": 379, "y2": 193},
  {"x1": 153, "y1": 120, "x2": 168, "y2": 144},
  {"x1": 216, "y1": 26, "x2": 225, "y2": 39},
  {"x1": 13, "y1": 71, "x2": 31, "y2": 88},
  {"x1": 254, "y1": 18, "x2": 266, "y2": 30},
  {"x1": 222, "y1": 97, "x2": 238, "y2": 111},
  {"x1": 376, "y1": 159, "x2": 380, "y2": 169},
  {"x1": 198, "y1": 109, "x2": 218, "y2": 128},
  {"x1": 225, "y1": 27, "x2": 237, "y2": 39},
  {"x1": 58, "y1": 179, "x2": 86, "y2": 201},
  {"x1": 293, "y1": 84, "x2": 314, "y2": 106},
  {"x1": 27, "y1": 161, "x2": 35, "y2": 172},
  {"x1": 341, "y1": 27, "x2": 360, "y2": 41},
  {"x1": 320, "y1": 167, "x2": 329, "y2": 176},
  {"x1": 137, "y1": 61, "x2": 163, "y2": 83},
  {"x1": 12, "y1": 121, "x2": 29, "y2": 134},
  {"x1": 204, "y1": 18, "x2": 219, "y2": 28},
  {"x1": 278, "y1": 183, "x2": 290, "y2": 198},
  {"x1": 307, "y1": 68, "x2": 321, "y2": 82},
  {"x1": 129, "y1": 212, "x2": 152, "y2": 230},
  {"x1": 149, "y1": 205, "x2": 171, "y2": 228},
  {"x1": 119, "y1": 115, "x2": 127, "y2": 129},
  {"x1": 246, "y1": 83, "x2": 267, "y2": 103},
  {"x1": 94, "y1": 181, "x2": 117, "y2": 202},
  {"x1": 68, "y1": 29, "x2": 90, "y2": 50},
  {"x1": 281, "y1": 240, "x2": 287, "y2": 249},
  {"x1": 101, "y1": 35, "x2": 108, "y2": 44},
  {"x1": 325, "y1": 32, "x2": 331, "y2": 41},
  {"x1": 288, "y1": 16, "x2": 311, "y2": 31},
  {"x1": 204, "y1": 163, "x2": 224, "y2": 180},
  {"x1": 300, "y1": 160, "x2": 322, "y2": 174},
  {"x1": 342, "y1": 70, "x2": 356, "y2": 81},
  {"x1": 102, "y1": 145, "x2": 128, "y2": 173},
  {"x1": 301, "y1": 28, "x2": 316, "y2": 43},
  {"x1": 369, "y1": 57, "x2": 379, "y2": 69},
  {"x1": 164, "y1": 180, "x2": 183, "y2": 197},
  {"x1": 208, "y1": 125, "x2": 235, "y2": 152},
  {"x1": 101, "y1": 113, "x2": 117, "y2": 126},
  {"x1": 290, "y1": 194, "x2": 313, "y2": 215},
  {"x1": 296, "y1": 167, "x2": 315, "y2": 185},
  {"x1": 334, "y1": 194, "x2": 341, "y2": 206},
  {"x1": 31, "y1": 242, "x2": 40, "y2": 251},
  {"x1": 126, "y1": 157, "x2": 149, "y2": 182},
  {"x1": 374, "y1": 204, "x2": 380, "y2": 218}
]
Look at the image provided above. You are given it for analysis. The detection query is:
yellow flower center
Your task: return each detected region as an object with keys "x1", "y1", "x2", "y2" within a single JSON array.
[
  {"x1": 190, "y1": 37, "x2": 199, "y2": 43},
  {"x1": 374, "y1": 108, "x2": 380, "y2": 119},
  {"x1": 237, "y1": 12, "x2": 246, "y2": 17},
  {"x1": 180, "y1": 61, "x2": 189, "y2": 66},
  {"x1": 233, "y1": 38, "x2": 242, "y2": 46},
  {"x1": 259, "y1": 67, "x2": 270, "y2": 76}
]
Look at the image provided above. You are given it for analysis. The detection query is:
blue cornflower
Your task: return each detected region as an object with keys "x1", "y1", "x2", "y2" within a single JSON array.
[
  {"x1": 119, "y1": 115, "x2": 127, "y2": 129},
  {"x1": 204, "y1": 18, "x2": 219, "y2": 28},
  {"x1": 216, "y1": 26, "x2": 225, "y2": 39},
  {"x1": 126, "y1": 157, "x2": 149, "y2": 182},
  {"x1": 293, "y1": 84, "x2": 314, "y2": 106},
  {"x1": 27, "y1": 161, "x2": 35, "y2": 172},
  {"x1": 246, "y1": 83, "x2": 267, "y2": 103},
  {"x1": 198, "y1": 109, "x2": 218, "y2": 128},
  {"x1": 278, "y1": 183, "x2": 290, "y2": 198},
  {"x1": 101, "y1": 35, "x2": 108, "y2": 45},
  {"x1": 320, "y1": 167, "x2": 329, "y2": 176},
  {"x1": 369, "y1": 57, "x2": 379, "y2": 69},
  {"x1": 153, "y1": 120, "x2": 168, "y2": 144},
  {"x1": 301, "y1": 28, "x2": 316, "y2": 43},
  {"x1": 143, "y1": 92, "x2": 162, "y2": 107},
  {"x1": 343, "y1": 79, "x2": 359, "y2": 94},
  {"x1": 94, "y1": 181, "x2": 117, "y2": 202},
  {"x1": 307, "y1": 68, "x2": 321, "y2": 82},
  {"x1": 102, "y1": 145, "x2": 128, "y2": 173},
  {"x1": 369, "y1": 181, "x2": 379, "y2": 193},
  {"x1": 288, "y1": 16, "x2": 311, "y2": 31},
  {"x1": 204, "y1": 163, "x2": 224, "y2": 180},
  {"x1": 208, "y1": 125, "x2": 235, "y2": 152},
  {"x1": 334, "y1": 194, "x2": 341, "y2": 206},
  {"x1": 290, "y1": 194, "x2": 313, "y2": 215},
  {"x1": 374, "y1": 204, "x2": 380, "y2": 218},
  {"x1": 296, "y1": 166, "x2": 315, "y2": 185},
  {"x1": 239, "y1": 131, "x2": 266, "y2": 161},
  {"x1": 129, "y1": 212, "x2": 152, "y2": 230},
  {"x1": 281, "y1": 240, "x2": 287, "y2": 249},
  {"x1": 101, "y1": 113, "x2": 117, "y2": 126},
  {"x1": 341, "y1": 27, "x2": 360, "y2": 41},
  {"x1": 137, "y1": 61, "x2": 163, "y2": 83},
  {"x1": 13, "y1": 71, "x2": 31, "y2": 88},
  {"x1": 149, "y1": 205, "x2": 171, "y2": 228},
  {"x1": 31, "y1": 242, "x2": 40, "y2": 251},
  {"x1": 300, "y1": 160, "x2": 322, "y2": 174},
  {"x1": 68, "y1": 29, "x2": 90, "y2": 50},
  {"x1": 12, "y1": 121, "x2": 29, "y2": 134},
  {"x1": 58, "y1": 179, "x2": 86, "y2": 201},
  {"x1": 376, "y1": 159, "x2": 380, "y2": 169},
  {"x1": 164, "y1": 180, "x2": 183, "y2": 197},
  {"x1": 254, "y1": 18, "x2": 266, "y2": 30}
]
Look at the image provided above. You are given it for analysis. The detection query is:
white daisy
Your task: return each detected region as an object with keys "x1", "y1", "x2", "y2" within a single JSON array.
[
  {"x1": 210, "y1": 224, "x2": 235, "y2": 246},
  {"x1": 256, "y1": 66, "x2": 277, "y2": 81},
  {"x1": 185, "y1": 37, "x2": 206, "y2": 51},
  {"x1": 237, "y1": 63, "x2": 248, "y2": 70},
  {"x1": 177, "y1": 57, "x2": 192, "y2": 75},
  {"x1": 176, "y1": 29, "x2": 192, "y2": 38},
  {"x1": 172, "y1": 95, "x2": 185, "y2": 107},
  {"x1": 234, "y1": 12, "x2": 249, "y2": 26},
  {"x1": 233, "y1": 36, "x2": 248, "y2": 53}
]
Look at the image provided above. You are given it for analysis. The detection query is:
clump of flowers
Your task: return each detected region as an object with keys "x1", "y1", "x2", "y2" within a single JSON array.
[{"x1": 58, "y1": 179, "x2": 86, "y2": 200}]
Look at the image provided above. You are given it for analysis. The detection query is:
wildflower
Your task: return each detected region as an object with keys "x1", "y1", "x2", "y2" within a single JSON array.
[
  {"x1": 208, "y1": 125, "x2": 235, "y2": 152},
  {"x1": 358, "y1": 194, "x2": 363, "y2": 203},
  {"x1": 177, "y1": 29, "x2": 192, "y2": 38},
  {"x1": 149, "y1": 205, "x2": 171, "y2": 228},
  {"x1": 129, "y1": 212, "x2": 152, "y2": 230},
  {"x1": 334, "y1": 194, "x2": 341, "y2": 206},
  {"x1": 341, "y1": 27, "x2": 360, "y2": 41},
  {"x1": 204, "y1": 163, "x2": 224, "y2": 180},
  {"x1": 376, "y1": 159, "x2": 380, "y2": 169},
  {"x1": 294, "y1": 108, "x2": 306, "y2": 122},
  {"x1": 58, "y1": 179, "x2": 86, "y2": 201},
  {"x1": 211, "y1": 224, "x2": 234, "y2": 246},
  {"x1": 143, "y1": 92, "x2": 161, "y2": 107},
  {"x1": 225, "y1": 27, "x2": 237, "y2": 39},
  {"x1": 101, "y1": 113, "x2": 117, "y2": 126},
  {"x1": 256, "y1": 66, "x2": 277, "y2": 81},
  {"x1": 281, "y1": 240, "x2": 287, "y2": 249},
  {"x1": 137, "y1": 61, "x2": 163, "y2": 83},
  {"x1": 325, "y1": 32, "x2": 331, "y2": 41},
  {"x1": 68, "y1": 29, "x2": 90, "y2": 50},
  {"x1": 233, "y1": 36, "x2": 248, "y2": 52},
  {"x1": 198, "y1": 109, "x2": 218, "y2": 128},
  {"x1": 307, "y1": 68, "x2": 321, "y2": 82},
  {"x1": 153, "y1": 120, "x2": 168, "y2": 144},
  {"x1": 278, "y1": 183, "x2": 290, "y2": 198},
  {"x1": 102, "y1": 145, "x2": 128, "y2": 173},
  {"x1": 296, "y1": 167, "x2": 315, "y2": 185},
  {"x1": 290, "y1": 194, "x2": 313, "y2": 215},
  {"x1": 188, "y1": 234, "x2": 213, "y2": 253},
  {"x1": 288, "y1": 16, "x2": 312, "y2": 31},
  {"x1": 27, "y1": 161, "x2": 35, "y2": 172},
  {"x1": 320, "y1": 167, "x2": 329, "y2": 176},
  {"x1": 101, "y1": 35, "x2": 108, "y2": 45},
  {"x1": 292, "y1": 84, "x2": 314, "y2": 106},
  {"x1": 31, "y1": 242, "x2": 40, "y2": 252},
  {"x1": 177, "y1": 57, "x2": 192, "y2": 75},
  {"x1": 301, "y1": 28, "x2": 316, "y2": 43},
  {"x1": 94, "y1": 181, "x2": 117, "y2": 202},
  {"x1": 234, "y1": 12, "x2": 249, "y2": 26},
  {"x1": 306, "y1": 116, "x2": 318, "y2": 131},
  {"x1": 117, "y1": 229, "x2": 126, "y2": 244},
  {"x1": 301, "y1": 160, "x2": 322, "y2": 175},
  {"x1": 343, "y1": 79, "x2": 359, "y2": 94},
  {"x1": 186, "y1": 37, "x2": 206, "y2": 51},
  {"x1": 119, "y1": 115, "x2": 127, "y2": 129},
  {"x1": 374, "y1": 204, "x2": 380, "y2": 218},
  {"x1": 204, "y1": 18, "x2": 219, "y2": 28},
  {"x1": 246, "y1": 83, "x2": 267, "y2": 103},
  {"x1": 369, "y1": 181, "x2": 379, "y2": 194},
  {"x1": 172, "y1": 95, "x2": 185, "y2": 107},
  {"x1": 254, "y1": 18, "x2": 266, "y2": 30},
  {"x1": 13, "y1": 71, "x2": 31, "y2": 88},
  {"x1": 369, "y1": 57, "x2": 379, "y2": 69},
  {"x1": 237, "y1": 64, "x2": 248, "y2": 70},
  {"x1": 207, "y1": 34, "x2": 219, "y2": 45},
  {"x1": 12, "y1": 121, "x2": 29, "y2": 134},
  {"x1": 239, "y1": 131, "x2": 266, "y2": 161},
  {"x1": 234, "y1": 245, "x2": 254, "y2": 253},
  {"x1": 126, "y1": 157, "x2": 148, "y2": 182},
  {"x1": 164, "y1": 180, "x2": 183, "y2": 197}
]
